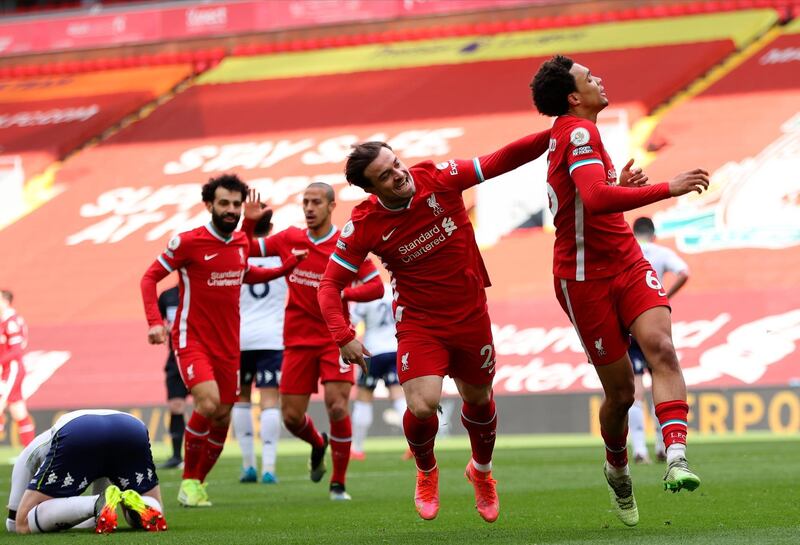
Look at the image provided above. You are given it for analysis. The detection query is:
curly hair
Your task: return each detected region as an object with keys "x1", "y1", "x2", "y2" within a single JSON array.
[
  {"x1": 530, "y1": 55, "x2": 577, "y2": 117},
  {"x1": 345, "y1": 141, "x2": 393, "y2": 190},
  {"x1": 201, "y1": 174, "x2": 248, "y2": 203}
]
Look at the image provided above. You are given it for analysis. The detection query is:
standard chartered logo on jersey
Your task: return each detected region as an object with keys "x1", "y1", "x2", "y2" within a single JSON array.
[
  {"x1": 398, "y1": 217, "x2": 458, "y2": 263},
  {"x1": 207, "y1": 270, "x2": 244, "y2": 287}
]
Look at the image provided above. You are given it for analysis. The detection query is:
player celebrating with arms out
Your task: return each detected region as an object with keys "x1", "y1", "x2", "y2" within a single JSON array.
[
  {"x1": 243, "y1": 183, "x2": 383, "y2": 501},
  {"x1": 317, "y1": 130, "x2": 555, "y2": 523},
  {"x1": 140, "y1": 174, "x2": 304, "y2": 507},
  {"x1": 530, "y1": 55, "x2": 708, "y2": 527}
]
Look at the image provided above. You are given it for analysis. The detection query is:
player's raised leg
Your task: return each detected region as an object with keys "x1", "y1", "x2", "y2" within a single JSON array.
[
  {"x1": 630, "y1": 307, "x2": 700, "y2": 492},
  {"x1": 595, "y1": 357, "x2": 639, "y2": 527},
  {"x1": 403, "y1": 375, "x2": 442, "y2": 520}
]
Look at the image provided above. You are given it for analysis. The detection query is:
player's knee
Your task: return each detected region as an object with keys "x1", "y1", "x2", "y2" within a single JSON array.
[
  {"x1": 608, "y1": 390, "x2": 635, "y2": 414},
  {"x1": 325, "y1": 400, "x2": 348, "y2": 421},
  {"x1": 282, "y1": 409, "x2": 303, "y2": 429},
  {"x1": 406, "y1": 400, "x2": 438, "y2": 420},
  {"x1": 195, "y1": 396, "x2": 219, "y2": 416}
]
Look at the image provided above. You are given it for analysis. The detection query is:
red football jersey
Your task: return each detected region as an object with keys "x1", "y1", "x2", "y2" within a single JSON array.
[
  {"x1": 0, "y1": 308, "x2": 27, "y2": 363},
  {"x1": 331, "y1": 159, "x2": 490, "y2": 332},
  {"x1": 547, "y1": 115, "x2": 643, "y2": 280},
  {"x1": 154, "y1": 223, "x2": 250, "y2": 360},
  {"x1": 255, "y1": 226, "x2": 378, "y2": 348}
]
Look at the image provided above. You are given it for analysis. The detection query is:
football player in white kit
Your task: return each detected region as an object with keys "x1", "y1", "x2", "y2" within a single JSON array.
[
  {"x1": 232, "y1": 212, "x2": 289, "y2": 483},
  {"x1": 349, "y1": 283, "x2": 407, "y2": 460},
  {"x1": 628, "y1": 217, "x2": 690, "y2": 464},
  {"x1": 6, "y1": 410, "x2": 165, "y2": 534}
]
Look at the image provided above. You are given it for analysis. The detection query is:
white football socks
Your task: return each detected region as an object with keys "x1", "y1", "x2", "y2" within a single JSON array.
[
  {"x1": 260, "y1": 407, "x2": 281, "y2": 474},
  {"x1": 628, "y1": 400, "x2": 647, "y2": 458},
  {"x1": 351, "y1": 401, "x2": 373, "y2": 453},
  {"x1": 232, "y1": 402, "x2": 255, "y2": 469},
  {"x1": 27, "y1": 496, "x2": 96, "y2": 533}
]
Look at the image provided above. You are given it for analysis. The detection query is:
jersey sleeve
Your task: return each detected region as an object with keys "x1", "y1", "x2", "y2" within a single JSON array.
[
  {"x1": 565, "y1": 120, "x2": 605, "y2": 176},
  {"x1": 156, "y1": 233, "x2": 191, "y2": 273},
  {"x1": 330, "y1": 218, "x2": 371, "y2": 276}
]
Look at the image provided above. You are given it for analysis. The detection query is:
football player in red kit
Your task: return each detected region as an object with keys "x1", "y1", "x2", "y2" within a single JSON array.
[
  {"x1": 531, "y1": 55, "x2": 708, "y2": 526},
  {"x1": 140, "y1": 174, "x2": 304, "y2": 507},
  {"x1": 317, "y1": 132, "x2": 552, "y2": 523}
]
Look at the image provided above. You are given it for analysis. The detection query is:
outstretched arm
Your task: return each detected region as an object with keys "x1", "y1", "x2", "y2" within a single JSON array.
[
  {"x1": 476, "y1": 129, "x2": 552, "y2": 181},
  {"x1": 244, "y1": 254, "x2": 300, "y2": 283},
  {"x1": 342, "y1": 274, "x2": 383, "y2": 302}
]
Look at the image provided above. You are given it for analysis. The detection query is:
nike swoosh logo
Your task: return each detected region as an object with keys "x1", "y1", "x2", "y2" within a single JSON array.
[
  {"x1": 382, "y1": 228, "x2": 397, "y2": 241},
  {"x1": 658, "y1": 291, "x2": 667, "y2": 297},
  {"x1": 204, "y1": 253, "x2": 219, "y2": 261}
]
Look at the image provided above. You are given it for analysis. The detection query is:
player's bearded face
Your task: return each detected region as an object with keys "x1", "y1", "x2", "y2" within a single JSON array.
[{"x1": 207, "y1": 188, "x2": 243, "y2": 235}]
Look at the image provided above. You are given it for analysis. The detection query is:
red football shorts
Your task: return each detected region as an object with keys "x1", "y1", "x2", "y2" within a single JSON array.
[
  {"x1": 395, "y1": 311, "x2": 496, "y2": 386},
  {"x1": 280, "y1": 344, "x2": 354, "y2": 395},
  {"x1": 554, "y1": 257, "x2": 670, "y2": 366},
  {"x1": 175, "y1": 345, "x2": 240, "y2": 404},
  {"x1": 0, "y1": 358, "x2": 26, "y2": 403}
]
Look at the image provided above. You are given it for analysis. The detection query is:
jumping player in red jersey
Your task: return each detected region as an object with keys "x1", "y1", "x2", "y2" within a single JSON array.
[
  {"x1": 140, "y1": 174, "x2": 304, "y2": 508},
  {"x1": 243, "y1": 183, "x2": 383, "y2": 501},
  {"x1": 531, "y1": 55, "x2": 709, "y2": 526},
  {"x1": 316, "y1": 132, "x2": 551, "y2": 523},
  {"x1": 0, "y1": 290, "x2": 35, "y2": 447}
]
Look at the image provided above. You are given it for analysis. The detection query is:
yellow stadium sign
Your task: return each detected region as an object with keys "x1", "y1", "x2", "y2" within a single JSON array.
[{"x1": 199, "y1": 10, "x2": 777, "y2": 85}]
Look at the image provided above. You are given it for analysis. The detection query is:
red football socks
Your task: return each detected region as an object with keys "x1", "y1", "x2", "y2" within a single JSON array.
[
  {"x1": 16, "y1": 415, "x2": 35, "y2": 446},
  {"x1": 329, "y1": 416, "x2": 352, "y2": 485},
  {"x1": 655, "y1": 400, "x2": 689, "y2": 449},
  {"x1": 182, "y1": 411, "x2": 210, "y2": 480},
  {"x1": 197, "y1": 424, "x2": 229, "y2": 482},
  {"x1": 285, "y1": 414, "x2": 325, "y2": 449},
  {"x1": 461, "y1": 399, "x2": 497, "y2": 466},
  {"x1": 601, "y1": 426, "x2": 629, "y2": 468},
  {"x1": 403, "y1": 409, "x2": 438, "y2": 472}
]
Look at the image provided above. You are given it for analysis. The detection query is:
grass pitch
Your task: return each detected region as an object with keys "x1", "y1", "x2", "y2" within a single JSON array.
[{"x1": 1, "y1": 434, "x2": 797, "y2": 544}]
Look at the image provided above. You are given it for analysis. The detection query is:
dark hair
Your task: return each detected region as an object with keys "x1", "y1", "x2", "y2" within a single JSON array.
[
  {"x1": 201, "y1": 174, "x2": 248, "y2": 203},
  {"x1": 632, "y1": 217, "x2": 656, "y2": 238},
  {"x1": 345, "y1": 141, "x2": 393, "y2": 189},
  {"x1": 306, "y1": 182, "x2": 335, "y2": 203},
  {"x1": 531, "y1": 55, "x2": 577, "y2": 117},
  {"x1": 1, "y1": 290, "x2": 12, "y2": 304}
]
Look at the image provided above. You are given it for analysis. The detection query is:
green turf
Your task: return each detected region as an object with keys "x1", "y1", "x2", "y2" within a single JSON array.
[{"x1": 1, "y1": 435, "x2": 798, "y2": 544}]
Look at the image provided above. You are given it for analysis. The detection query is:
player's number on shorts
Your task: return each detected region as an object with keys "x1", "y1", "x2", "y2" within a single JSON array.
[
  {"x1": 646, "y1": 270, "x2": 667, "y2": 296},
  {"x1": 248, "y1": 282, "x2": 270, "y2": 299},
  {"x1": 480, "y1": 344, "x2": 495, "y2": 369},
  {"x1": 646, "y1": 270, "x2": 663, "y2": 290}
]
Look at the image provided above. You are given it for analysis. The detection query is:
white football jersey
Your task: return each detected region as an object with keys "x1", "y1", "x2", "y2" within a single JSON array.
[
  {"x1": 351, "y1": 285, "x2": 397, "y2": 356},
  {"x1": 639, "y1": 241, "x2": 689, "y2": 281},
  {"x1": 240, "y1": 256, "x2": 287, "y2": 351}
]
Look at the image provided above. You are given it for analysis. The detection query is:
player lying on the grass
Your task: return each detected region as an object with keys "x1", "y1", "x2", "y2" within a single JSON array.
[
  {"x1": 318, "y1": 129, "x2": 553, "y2": 523},
  {"x1": 530, "y1": 54, "x2": 707, "y2": 527},
  {"x1": 7, "y1": 409, "x2": 166, "y2": 534},
  {"x1": 141, "y1": 174, "x2": 306, "y2": 507}
]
